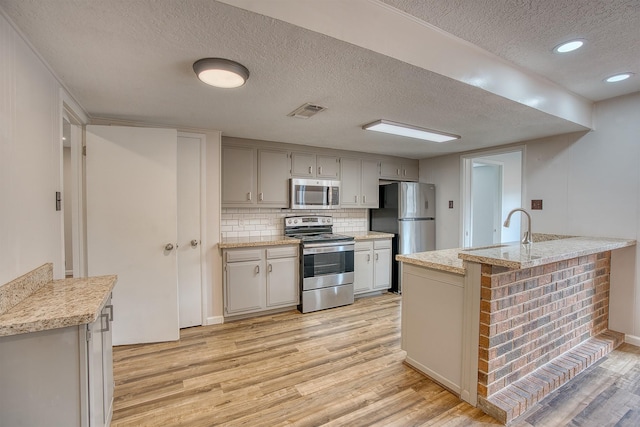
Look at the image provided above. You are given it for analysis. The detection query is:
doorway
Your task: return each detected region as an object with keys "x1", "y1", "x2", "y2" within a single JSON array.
[
  {"x1": 461, "y1": 148, "x2": 523, "y2": 247},
  {"x1": 61, "y1": 106, "x2": 86, "y2": 278}
]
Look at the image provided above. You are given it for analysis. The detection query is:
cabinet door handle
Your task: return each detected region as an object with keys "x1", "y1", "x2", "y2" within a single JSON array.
[
  {"x1": 106, "y1": 304, "x2": 114, "y2": 321},
  {"x1": 247, "y1": 192, "x2": 252, "y2": 201},
  {"x1": 367, "y1": 254, "x2": 370, "y2": 262},
  {"x1": 318, "y1": 166, "x2": 323, "y2": 175},
  {"x1": 355, "y1": 195, "x2": 358, "y2": 202},
  {"x1": 259, "y1": 192, "x2": 264, "y2": 201},
  {"x1": 363, "y1": 195, "x2": 366, "y2": 203},
  {"x1": 268, "y1": 263, "x2": 273, "y2": 273},
  {"x1": 255, "y1": 265, "x2": 260, "y2": 274},
  {"x1": 396, "y1": 168, "x2": 400, "y2": 176},
  {"x1": 376, "y1": 253, "x2": 379, "y2": 261},
  {"x1": 308, "y1": 166, "x2": 312, "y2": 174},
  {"x1": 100, "y1": 313, "x2": 110, "y2": 333},
  {"x1": 403, "y1": 169, "x2": 407, "y2": 176}
]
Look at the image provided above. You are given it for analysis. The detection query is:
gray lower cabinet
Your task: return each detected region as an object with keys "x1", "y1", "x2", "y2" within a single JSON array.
[
  {"x1": 354, "y1": 239, "x2": 392, "y2": 295},
  {"x1": 0, "y1": 297, "x2": 114, "y2": 427},
  {"x1": 223, "y1": 245, "x2": 299, "y2": 316}
]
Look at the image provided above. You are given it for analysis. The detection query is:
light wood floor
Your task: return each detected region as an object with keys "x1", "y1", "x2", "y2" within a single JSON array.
[{"x1": 112, "y1": 294, "x2": 640, "y2": 426}]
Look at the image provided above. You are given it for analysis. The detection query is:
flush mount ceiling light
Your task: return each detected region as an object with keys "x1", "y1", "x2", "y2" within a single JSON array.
[
  {"x1": 552, "y1": 39, "x2": 585, "y2": 54},
  {"x1": 362, "y1": 120, "x2": 460, "y2": 143},
  {"x1": 604, "y1": 72, "x2": 634, "y2": 83},
  {"x1": 193, "y1": 58, "x2": 249, "y2": 88}
]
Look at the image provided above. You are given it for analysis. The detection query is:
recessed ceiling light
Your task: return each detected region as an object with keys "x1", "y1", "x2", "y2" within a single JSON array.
[
  {"x1": 193, "y1": 58, "x2": 249, "y2": 88},
  {"x1": 362, "y1": 120, "x2": 460, "y2": 143},
  {"x1": 553, "y1": 39, "x2": 585, "y2": 54},
  {"x1": 604, "y1": 72, "x2": 633, "y2": 83}
]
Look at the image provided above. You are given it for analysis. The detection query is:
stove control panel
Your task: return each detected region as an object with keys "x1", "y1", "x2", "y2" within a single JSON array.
[{"x1": 285, "y1": 216, "x2": 332, "y2": 226}]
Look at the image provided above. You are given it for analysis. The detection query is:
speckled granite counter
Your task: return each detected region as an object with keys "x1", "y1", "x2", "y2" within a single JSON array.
[
  {"x1": 0, "y1": 273, "x2": 117, "y2": 337},
  {"x1": 219, "y1": 235, "x2": 300, "y2": 249},
  {"x1": 343, "y1": 231, "x2": 394, "y2": 240},
  {"x1": 396, "y1": 248, "x2": 465, "y2": 275},
  {"x1": 396, "y1": 236, "x2": 634, "y2": 274},
  {"x1": 458, "y1": 236, "x2": 635, "y2": 269}
]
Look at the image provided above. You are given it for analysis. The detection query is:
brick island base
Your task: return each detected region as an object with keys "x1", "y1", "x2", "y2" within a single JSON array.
[{"x1": 476, "y1": 251, "x2": 624, "y2": 423}]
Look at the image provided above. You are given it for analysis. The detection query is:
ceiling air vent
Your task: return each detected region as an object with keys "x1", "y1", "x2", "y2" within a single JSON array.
[{"x1": 287, "y1": 103, "x2": 327, "y2": 119}]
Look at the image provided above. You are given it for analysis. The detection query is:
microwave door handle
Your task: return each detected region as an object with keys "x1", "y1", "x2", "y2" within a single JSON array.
[{"x1": 327, "y1": 186, "x2": 331, "y2": 205}]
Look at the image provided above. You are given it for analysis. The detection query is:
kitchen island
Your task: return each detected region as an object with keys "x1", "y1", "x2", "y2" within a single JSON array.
[{"x1": 397, "y1": 236, "x2": 635, "y2": 424}]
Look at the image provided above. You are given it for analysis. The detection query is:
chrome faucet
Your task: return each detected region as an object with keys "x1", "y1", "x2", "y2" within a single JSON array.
[{"x1": 504, "y1": 208, "x2": 532, "y2": 244}]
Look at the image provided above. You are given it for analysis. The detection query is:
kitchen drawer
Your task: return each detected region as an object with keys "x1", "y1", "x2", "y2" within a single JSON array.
[
  {"x1": 374, "y1": 239, "x2": 392, "y2": 249},
  {"x1": 266, "y1": 246, "x2": 298, "y2": 259},
  {"x1": 355, "y1": 241, "x2": 373, "y2": 252},
  {"x1": 226, "y1": 249, "x2": 262, "y2": 263}
]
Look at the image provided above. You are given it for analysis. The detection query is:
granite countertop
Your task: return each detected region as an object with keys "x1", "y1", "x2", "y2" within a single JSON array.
[
  {"x1": 343, "y1": 231, "x2": 394, "y2": 240},
  {"x1": 0, "y1": 275, "x2": 118, "y2": 337},
  {"x1": 396, "y1": 248, "x2": 465, "y2": 275},
  {"x1": 458, "y1": 236, "x2": 635, "y2": 269},
  {"x1": 219, "y1": 236, "x2": 300, "y2": 249},
  {"x1": 396, "y1": 235, "x2": 635, "y2": 274}
]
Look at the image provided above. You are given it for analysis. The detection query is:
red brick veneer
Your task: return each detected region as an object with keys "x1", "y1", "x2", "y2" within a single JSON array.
[{"x1": 477, "y1": 252, "x2": 615, "y2": 422}]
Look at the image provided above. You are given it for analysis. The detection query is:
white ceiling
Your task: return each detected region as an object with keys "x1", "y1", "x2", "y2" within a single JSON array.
[{"x1": 1, "y1": 0, "x2": 638, "y2": 159}]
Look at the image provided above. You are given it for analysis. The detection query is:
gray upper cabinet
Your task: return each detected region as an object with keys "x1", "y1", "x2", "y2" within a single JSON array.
[
  {"x1": 258, "y1": 149, "x2": 289, "y2": 206},
  {"x1": 291, "y1": 152, "x2": 340, "y2": 179},
  {"x1": 340, "y1": 157, "x2": 379, "y2": 208},
  {"x1": 340, "y1": 157, "x2": 361, "y2": 207},
  {"x1": 380, "y1": 159, "x2": 419, "y2": 181},
  {"x1": 291, "y1": 152, "x2": 316, "y2": 177},
  {"x1": 222, "y1": 145, "x2": 256, "y2": 205},
  {"x1": 221, "y1": 137, "x2": 418, "y2": 209},
  {"x1": 222, "y1": 144, "x2": 289, "y2": 208},
  {"x1": 316, "y1": 155, "x2": 340, "y2": 179},
  {"x1": 360, "y1": 159, "x2": 379, "y2": 208}
]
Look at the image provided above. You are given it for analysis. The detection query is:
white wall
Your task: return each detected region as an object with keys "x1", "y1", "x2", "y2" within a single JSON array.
[
  {"x1": 420, "y1": 92, "x2": 640, "y2": 342},
  {"x1": 419, "y1": 154, "x2": 461, "y2": 249},
  {"x1": 0, "y1": 12, "x2": 225, "y2": 327},
  {"x1": 0, "y1": 12, "x2": 66, "y2": 284}
]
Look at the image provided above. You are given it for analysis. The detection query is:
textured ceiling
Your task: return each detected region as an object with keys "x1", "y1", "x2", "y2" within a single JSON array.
[
  {"x1": 380, "y1": 0, "x2": 640, "y2": 102},
  {"x1": 0, "y1": 0, "x2": 637, "y2": 158}
]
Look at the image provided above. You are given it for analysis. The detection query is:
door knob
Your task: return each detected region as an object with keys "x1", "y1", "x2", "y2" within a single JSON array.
[
  {"x1": 191, "y1": 239, "x2": 199, "y2": 247},
  {"x1": 164, "y1": 243, "x2": 174, "y2": 251}
]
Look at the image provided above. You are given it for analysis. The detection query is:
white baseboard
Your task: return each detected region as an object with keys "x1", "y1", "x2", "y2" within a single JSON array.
[
  {"x1": 625, "y1": 334, "x2": 640, "y2": 347},
  {"x1": 206, "y1": 316, "x2": 224, "y2": 325}
]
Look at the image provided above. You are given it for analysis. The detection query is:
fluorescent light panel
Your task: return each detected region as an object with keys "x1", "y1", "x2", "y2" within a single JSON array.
[{"x1": 363, "y1": 120, "x2": 460, "y2": 143}]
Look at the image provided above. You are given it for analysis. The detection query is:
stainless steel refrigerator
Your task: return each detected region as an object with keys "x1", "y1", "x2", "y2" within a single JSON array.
[{"x1": 370, "y1": 182, "x2": 435, "y2": 293}]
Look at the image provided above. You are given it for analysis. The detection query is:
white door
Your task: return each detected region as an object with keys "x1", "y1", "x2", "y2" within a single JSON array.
[
  {"x1": 86, "y1": 125, "x2": 179, "y2": 345},
  {"x1": 177, "y1": 134, "x2": 203, "y2": 328}
]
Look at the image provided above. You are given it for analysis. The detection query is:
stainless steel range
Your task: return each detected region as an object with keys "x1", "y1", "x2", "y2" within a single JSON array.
[{"x1": 284, "y1": 216, "x2": 355, "y2": 313}]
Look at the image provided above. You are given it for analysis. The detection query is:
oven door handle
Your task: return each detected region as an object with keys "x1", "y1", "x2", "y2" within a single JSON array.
[{"x1": 303, "y1": 243, "x2": 355, "y2": 254}]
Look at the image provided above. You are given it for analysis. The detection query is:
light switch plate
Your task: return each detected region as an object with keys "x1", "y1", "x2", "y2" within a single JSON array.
[
  {"x1": 531, "y1": 199, "x2": 543, "y2": 210},
  {"x1": 449, "y1": 200, "x2": 454, "y2": 209}
]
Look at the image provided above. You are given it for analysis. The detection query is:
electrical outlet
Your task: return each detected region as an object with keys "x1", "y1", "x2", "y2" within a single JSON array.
[
  {"x1": 449, "y1": 200, "x2": 454, "y2": 209},
  {"x1": 531, "y1": 199, "x2": 543, "y2": 210}
]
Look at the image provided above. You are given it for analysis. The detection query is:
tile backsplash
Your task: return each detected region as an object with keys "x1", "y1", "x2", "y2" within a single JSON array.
[{"x1": 221, "y1": 208, "x2": 368, "y2": 239}]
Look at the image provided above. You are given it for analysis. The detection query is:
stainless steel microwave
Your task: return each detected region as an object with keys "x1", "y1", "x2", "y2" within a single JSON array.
[{"x1": 290, "y1": 178, "x2": 341, "y2": 209}]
